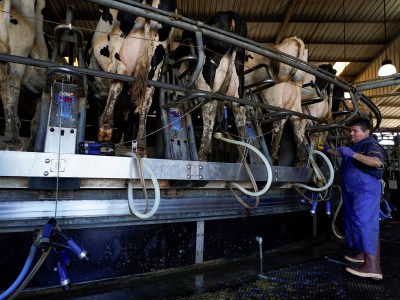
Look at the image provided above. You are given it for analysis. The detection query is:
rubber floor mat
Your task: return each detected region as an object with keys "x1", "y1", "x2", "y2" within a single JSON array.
[{"x1": 172, "y1": 257, "x2": 400, "y2": 300}]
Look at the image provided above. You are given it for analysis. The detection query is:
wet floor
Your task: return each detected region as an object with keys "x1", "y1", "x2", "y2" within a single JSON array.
[{"x1": 16, "y1": 221, "x2": 400, "y2": 300}]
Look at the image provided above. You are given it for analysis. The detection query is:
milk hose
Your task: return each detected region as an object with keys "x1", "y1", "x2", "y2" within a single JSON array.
[
  {"x1": 380, "y1": 199, "x2": 392, "y2": 220},
  {"x1": 332, "y1": 185, "x2": 345, "y2": 239},
  {"x1": 8, "y1": 248, "x2": 51, "y2": 300},
  {"x1": 291, "y1": 150, "x2": 334, "y2": 192},
  {"x1": 128, "y1": 152, "x2": 161, "y2": 219},
  {"x1": 214, "y1": 132, "x2": 272, "y2": 196},
  {"x1": 0, "y1": 245, "x2": 37, "y2": 300}
]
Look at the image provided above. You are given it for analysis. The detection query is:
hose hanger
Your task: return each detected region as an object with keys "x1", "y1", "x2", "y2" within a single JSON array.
[
  {"x1": 290, "y1": 149, "x2": 335, "y2": 192},
  {"x1": 127, "y1": 144, "x2": 161, "y2": 219},
  {"x1": 214, "y1": 132, "x2": 273, "y2": 208}
]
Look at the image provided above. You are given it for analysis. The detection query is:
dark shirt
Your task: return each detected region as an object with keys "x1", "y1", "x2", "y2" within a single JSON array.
[
  {"x1": 351, "y1": 136, "x2": 385, "y2": 179},
  {"x1": 359, "y1": 142, "x2": 386, "y2": 166}
]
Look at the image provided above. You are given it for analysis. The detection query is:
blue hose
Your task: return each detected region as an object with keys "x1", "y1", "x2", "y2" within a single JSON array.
[
  {"x1": 0, "y1": 244, "x2": 37, "y2": 300},
  {"x1": 380, "y1": 199, "x2": 392, "y2": 220}
]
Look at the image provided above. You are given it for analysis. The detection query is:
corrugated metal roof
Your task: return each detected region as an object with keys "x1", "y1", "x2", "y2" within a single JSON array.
[{"x1": 39, "y1": 0, "x2": 400, "y2": 129}]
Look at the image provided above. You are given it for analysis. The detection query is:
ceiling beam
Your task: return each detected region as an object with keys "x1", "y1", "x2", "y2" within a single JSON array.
[
  {"x1": 310, "y1": 59, "x2": 370, "y2": 63},
  {"x1": 377, "y1": 116, "x2": 400, "y2": 120},
  {"x1": 306, "y1": 42, "x2": 382, "y2": 46},
  {"x1": 378, "y1": 104, "x2": 400, "y2": 108},
  {"x1": 370, "y1": 92, "x2": 400, "y2": 100},
  {"x1": 274, "y1": 0, "x2": 299, "y2": 45},
  {"x1": 248, "y1": 20, "x2": 399, "y2": 24},
  {"x1": 224, "y1": 37, "x2": 384, "y2": 46},
  {"x1": 66, "y1": 18, "x2": 400, "y2": 26}
]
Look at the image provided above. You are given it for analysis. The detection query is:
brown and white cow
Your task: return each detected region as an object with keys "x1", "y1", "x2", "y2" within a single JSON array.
[
  {"x1": 170, "y1": 11, "x2": 248, "y2": 161},
  {"x1": 0, "y1": 0, "x2": 48, "y2": 150},
  {"x1": 245, "y1": 37, "x2": 308, "y2": 167},
  {"x1": 86, "y1": 0, "x2": 176, "y2": 153}
]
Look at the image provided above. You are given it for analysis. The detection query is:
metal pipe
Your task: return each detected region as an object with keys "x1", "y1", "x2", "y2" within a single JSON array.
[
  {"x1": 186, "y1": 31, "x2": 205, "y2": 89},
  {"x1": 86, "y1": 0, "x2": 353, "y2": 91},
  {"x1": 355, "y1": 76, "x2": 400, "y2": 92},
  {"x1": 34, "y1": 92, "x2": 51, "y2": 152},
  {"x1": 0, "y1": 54, "x2": 336, "y2": 124},
  {"x1": 255, "y1": 236, "x2": 264, "y2": 275},
  {"x1": 158, "y1": 73, "x2": 171, "y2": 159},
  {"x1": 0, "y1": 0, "x2": 380, "y2": 124}
]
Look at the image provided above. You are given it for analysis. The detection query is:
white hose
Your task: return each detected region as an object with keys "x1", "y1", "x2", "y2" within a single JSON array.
[
  {"x1": 291, "y1": 150, "x2": 334, "y2": 192},
  {"x1": 128, "y1": 153, "x2": 161, "y2": 219},
  {"x1": 214, "y1": 133, "x2": 272, "y2": 196},
  {"x1": 332, "y1": 185, "x2": 345, "y2": 239}
]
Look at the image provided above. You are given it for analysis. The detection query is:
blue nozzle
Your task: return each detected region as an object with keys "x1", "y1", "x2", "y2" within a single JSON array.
[
  {"x1": 325, "y1": 201, "x2": 331, "y2": 216},
  {"x1": 57, "y1": 262, "x2": 71, "y2": 290},
  {"x1": 67, "y1": 239, "x2": 89, "y2": 261},
  {"x1": 310, "y1": 201, "x2": 318, "y2": 216},
  {"x1": 85, "y1": 149, "x2": 101, "y2": 155},
  {"x1": 39, "y1": 218, "x2": 56, "y2": 252}
]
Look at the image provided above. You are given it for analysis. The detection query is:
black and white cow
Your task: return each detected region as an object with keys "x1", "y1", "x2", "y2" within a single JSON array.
[
  {"x1": 0, "y1": 0, "x2": 48, "y2": 150},
  {"x1": 170, "y1": 11, "x2": 247, "y2": 161},
  {"x1": 86, "y1": 0, "x2": 176, "y2": 152}
]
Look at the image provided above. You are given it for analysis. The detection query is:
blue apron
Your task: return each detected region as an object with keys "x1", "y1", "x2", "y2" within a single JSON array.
[{"x1": 340, "y1": 140, "x2": 382, "y2": 255}]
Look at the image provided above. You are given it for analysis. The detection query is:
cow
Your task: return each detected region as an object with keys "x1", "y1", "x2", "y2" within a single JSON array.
[
  {"x1": 0, "y1": 0, "x2": 48, "y2": 150},
  {"x1": 86, "y1": 0, "x2": 176, "y2": 153},
  {"x1": 245, "y1": 37, "x2": 308, "y2": 167},
  {"x1": 301, "y1": 63, "x2": 346, "y2": 149},
  {"x1": 169, "y1": 11, "x2": 248, "y2": 161},
  {"x1": 302, "y1": 63, "x2": 339, "y2": 122}
]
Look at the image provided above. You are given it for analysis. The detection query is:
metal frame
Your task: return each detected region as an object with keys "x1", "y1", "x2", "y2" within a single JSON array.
[
  {"x1": 0, "y1": 0, "x2": 385, "y2": 125},
  {"x1": 0, "y1": 151, "x2": 313, "y2": 183},
  {"x1": 0, "y1": 1, "x2": 346, "y2": 232}
]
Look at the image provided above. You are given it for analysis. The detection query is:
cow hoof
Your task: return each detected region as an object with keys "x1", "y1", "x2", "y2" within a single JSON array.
[
  {"x1": 136, "y1": 146, "x2": 147, "y2": 158},
  {"x1": 271, "y1": 154, "x2": 279, "y2": 165},
  {"x1": 98, "y1": 124, "x2": 113, "y2": 142},
  {"x1": 197, "y1": 150, "x2": 208, "y2": 161},
  {"x1": 0, "y1": 137, "x2": 24, "y2": 151}
]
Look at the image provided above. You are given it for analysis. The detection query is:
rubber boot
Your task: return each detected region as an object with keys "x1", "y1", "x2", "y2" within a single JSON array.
[
  {"x1": 346, "y1": 236, "x2": 382, "y2": 280},
  {"x1": 344, "y1": 252, "x2": 364, "y2": 263}
]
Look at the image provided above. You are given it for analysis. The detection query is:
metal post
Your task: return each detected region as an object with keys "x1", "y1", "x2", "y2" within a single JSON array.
[
  {"x1": 195, "y1": 220, "x2": 204, "y2": 264},
  {"x1": 256, "y1": 236, "x2": 267, "y2": 279}
]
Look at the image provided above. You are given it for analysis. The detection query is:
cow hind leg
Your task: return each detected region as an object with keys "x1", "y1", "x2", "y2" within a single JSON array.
[
  {"x1": 198, "y1": 100, "x2": 218, "y2": 161},
  {"x1": 135, "y1": 86, "x2": 155, "y2": 153},
  {"x1": 98, "y1": 80, "x2": 123, "y2": 142},
  {"x1": 270, "y1": 119, "x2": 287, "y2": 164},
  {"x1": 232, "y1": 104, "x2": 247, "y2": 159},
  {"x1": 0, "y1": 74, "x2": 23, "y2": 151},
  {"x1": 292, "y1": 118, "x2": 308, "y2": 167},
  {"x1": 27, "y1": 96, "x2": 41, "y2": 151}
]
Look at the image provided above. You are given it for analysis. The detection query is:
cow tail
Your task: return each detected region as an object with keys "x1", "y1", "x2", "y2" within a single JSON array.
[
  {"x1": 131, "y1": 23, "x2": 151, "y2": 108},
  {"x1": 217, "y1": 49, "x2": 237, "y2": 95},
  {"x1": 131, "y1": 54, "x2": 150, "y2": 107},
  {"x1": 0, "y1": 0, "x2": 11, "y2": 54},
  {"x1": 0, "y1": 0, "x2": 12, "y2": 107}
]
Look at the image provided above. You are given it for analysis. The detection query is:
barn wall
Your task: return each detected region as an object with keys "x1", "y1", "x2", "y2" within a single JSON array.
[{"x1": 354, "y1": 33, "x2": 400, "y2": 128}]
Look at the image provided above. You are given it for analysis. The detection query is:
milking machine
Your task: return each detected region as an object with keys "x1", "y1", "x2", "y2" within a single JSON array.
[
  {"x1": 0, "y1": 7, "x2": 90, "y2": 297},
  {"x1": 35, "y1": 6, "x2": 86, "y2": 154},
  {"x1": 40, "y1": 69, "x2": 84, "y2": 155},
  {"x1": 0, "y1": 218, "x2": 89, "y2": 299},
  {"x1": 30, "y1": 6, "x2": 87, "y2": 189}
]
